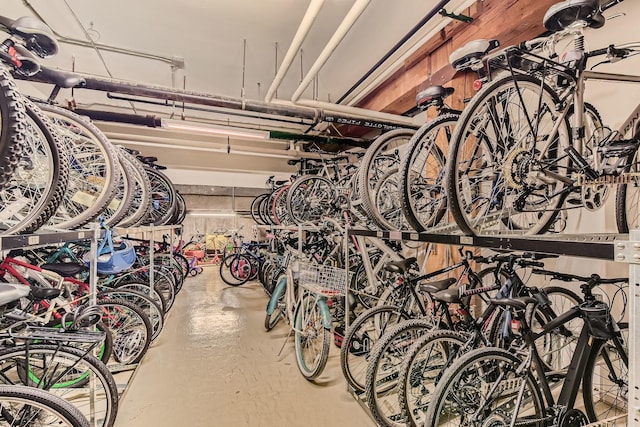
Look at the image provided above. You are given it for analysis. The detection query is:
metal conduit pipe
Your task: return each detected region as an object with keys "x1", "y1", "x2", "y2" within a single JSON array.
[
  {"x1": 104, "y1": 132, "x2": 329, "y2": 159},
  {"x1": 264, "y1": 0, "x2": 325, "y2": 102},
  {"x1": 290, "y1": 0, "x2": 371, "y2": 103},
  {"x1": 73, "y1": 109, "x2": 162, "y2": 127},
  {"x1": 74, "y1": 108, "x2": 369, "y2": 147},
  {"x1": 21, "y1": 0, "x2": 176, "y2": 65},
  {"x1": 20, "y1": 72, "x2": 418, "y2": 130}
]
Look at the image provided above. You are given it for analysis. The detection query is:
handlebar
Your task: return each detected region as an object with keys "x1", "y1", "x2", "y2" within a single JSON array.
[{"x1": 532, "y1": 268, "x2": 627, "y2": 286}]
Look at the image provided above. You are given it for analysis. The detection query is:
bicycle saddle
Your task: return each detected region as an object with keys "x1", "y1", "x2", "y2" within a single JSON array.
[
  {"x1": 383, "y1": 257, "x2": 417, "y2": 274},
  {"x1": 3, "y1": 16, "x2": 58, "y2": 58},
  {"x1": 36, "y1": 66, "x2": 86, "y2": 88},
  {"x1": 432, "y1": 287, "x2": 462, "y2": 304},
  {"x1": 29, "y1": 286, "x2": 62, "y2": 301},
  {"x1": 449, "y1": 39, "x2": 500, "y2": 71},
  {"x1": 41, "y1": 263, "x2": 88, "y2": 277},
  {"x1": 543, "y1": 0, "x2": 605, "y2": 32},
  {"x1": 489, "y1": 296, "x2": 537, "y2": 311},
  {"x1": 419, "y1": 278, "x2": 456, "y2": 294},
  {"x1": 0, "y1": 283, "x2": 30, "y2": 306},
  {"x1": 416, "y1": 86, "x2": 455, "y2": 110}
]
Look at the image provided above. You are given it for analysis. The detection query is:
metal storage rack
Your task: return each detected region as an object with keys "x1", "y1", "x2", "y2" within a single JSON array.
[
  {"x1": 347, "y1": 227, "x2": 640, "y2": 426},
  {"x1": 0, "y1": 224, "x2": 182, "y2": 403}
]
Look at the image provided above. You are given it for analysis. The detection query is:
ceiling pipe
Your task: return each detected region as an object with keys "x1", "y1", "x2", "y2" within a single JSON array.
[
  {"x1": 19, "y1": 72, "x2": 418, "y2": 129},
  {"x1": 290, "y1": 0, "x2": 371, "y2": 103},
  {"x1": 104, "y1": 132, "x2": 330, "y2": 159},
  {"x1": 264, "y1": 0, "x2": 325, "y2": 103},
  {"x1": 73, "y1": 109, "x2": 162, "y2": 127}
]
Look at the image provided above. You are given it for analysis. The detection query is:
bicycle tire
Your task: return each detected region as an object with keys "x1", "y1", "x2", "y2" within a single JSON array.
[
  {"x1": 423, "y1": 346, "x2": 546, "y2": 427},
  {"x1": 445, "y1": 73, "x2": 570, "y2": 236},
  {"x1": 294, "y1": 292, "x2": 330, "y2": 381},
  {"x1": 0, "y1": 98, "x2": 66, "y2": 235},
  {"x1": 0, "y1": 343, "x2": 118, "y2": 427},
  {"x1": 116, "y1": 148, "x2": 152, "y2": 228},
  {"x1": 142, "y1": 167, "x2": 177, "y2": 226},
  {"x1": 400, "y1": 114, "x2": 455, "y2": 231},
  {"x1": 38, "y1": 104, "x2": 120, "y2": 229},
  {"x1": 98, "y1": 289, "x2": 164, "y2": 341},
  {"x1": 96, "y1": 298, "x2": 152, "y2": 365},
  {"x1": 371, "y1": 166, "x2": 408, "y2": 230},
  {"x1": 103, "y1": 149, "x2": 136, "y2": 227},
  {"x1": 219, "y1": 253, "x2": 252, "y2": 286},
  {"x1": 0, "y1": 384, "x2": 90, "y2": 427},
  {"x1": 0, "y1": 67, "x2": 27, "y2": 191},
  {"x1": 582, "y1": 323, "x2": 628, "y2": 422},
  {"x1": 397, "y1": 329, "x2": 468, "y2": 427},
  {"x1": 286, "y1": 175, "x2": 336, "y2": 225},
  {"x1": 364, "y1": 318, "x2": 434, "y2": 427},
  {"x1": 250, "y1": 193, "x2": 268, "y2": 225},
  {"x1": 357, "y1": 129, "x2": 414, "y2": 227},
  {"x1": 615, "y1": 145, "x2": 640, "y2": 233},
  {"x1": 339, "y1": 305, "x2": 411, "y2": 393}
]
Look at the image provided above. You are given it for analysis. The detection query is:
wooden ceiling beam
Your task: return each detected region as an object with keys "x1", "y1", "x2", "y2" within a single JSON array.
[{"x1": 355, "y1": 0, "x2": 560, "y2": 115}]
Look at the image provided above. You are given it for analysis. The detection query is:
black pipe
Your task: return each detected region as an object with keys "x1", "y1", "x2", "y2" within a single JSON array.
[
  {"x1": 73, "y1": 109, "x2": 162, "y2": 127},
  {"x1": 106, "y1": 93, "x2": 315, "y2": 127},
  {"x1": 336, "y1": 0, "x2": 451, "y2": 104}
]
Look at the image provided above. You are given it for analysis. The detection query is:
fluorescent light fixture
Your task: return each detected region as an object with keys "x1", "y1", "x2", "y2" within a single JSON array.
[{"x1": 161, "y1": 118, "x2": 269, "y2": 140}]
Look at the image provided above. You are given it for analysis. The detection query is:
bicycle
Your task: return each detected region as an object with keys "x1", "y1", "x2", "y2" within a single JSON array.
[
  {"x1": 445, "y1": 0, "x2": 640, "y2": 236},
  {"x1": 424, "y1": 270, "x2": 628, "y2": 426}
]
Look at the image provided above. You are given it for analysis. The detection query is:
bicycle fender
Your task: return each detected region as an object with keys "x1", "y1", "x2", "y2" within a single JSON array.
[
  {"x1": 266, "y1": 275, "x2": 287, "y2": 314},
  {"x1": 316, "y1": 299, "x2": 332, "y2": 329}
]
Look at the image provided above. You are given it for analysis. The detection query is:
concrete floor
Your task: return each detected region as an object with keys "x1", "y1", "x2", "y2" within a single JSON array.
[{"x1": 113, "y1": 266, "x2": 373, "y2": 427}]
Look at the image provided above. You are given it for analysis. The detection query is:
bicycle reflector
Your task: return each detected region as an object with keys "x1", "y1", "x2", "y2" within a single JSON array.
[{"x1": 473, "y1": 79, "x2": 483, "y2": 91}]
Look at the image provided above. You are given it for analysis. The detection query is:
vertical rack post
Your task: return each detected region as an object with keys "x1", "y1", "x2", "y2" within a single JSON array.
[
  {"x1": 89, "y1": 226, "x2": 99, "y2": 427},
  {"x1": 149, "y1": 225, "x2": 155, "y2": 289},
  {"x1": 629, "y1": 229, "x2": 640, "y2": 426}
]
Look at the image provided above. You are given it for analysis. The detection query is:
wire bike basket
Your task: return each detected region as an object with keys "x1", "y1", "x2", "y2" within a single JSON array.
[{"x1": 298, "y1": 262, "x2": 351, "y2": 297}]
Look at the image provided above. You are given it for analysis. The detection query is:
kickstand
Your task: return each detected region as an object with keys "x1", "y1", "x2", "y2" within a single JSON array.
[{"x1": 277, "y1": 328, "x2": 294, "y2": 357}]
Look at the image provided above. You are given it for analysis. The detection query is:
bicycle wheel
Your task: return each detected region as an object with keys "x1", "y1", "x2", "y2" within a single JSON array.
[
  {"x1": 400, "y1": 114, "x2": 455, "y2": 231},
  {"x1": 96, "y1": 299, "x2": 152, "y2": 365},
  {"x1": 219, "y1": 253, "x2": 252, "y2": 286},
  {"x1": 424, "y1": 347, "x2": 546, "y2": 427},
  {"x1": 0, "y1": 384, "x2": 90, "y2": 427},
  {"x1": 98, "y1": 289, "x2": 164, "y2": 341},
  {"x1": 0, "y1": 67, "x2": 27, "y2": 191},
  {"x1": 446, "y1": 73, "x2": 570, "y2": 236},
  {"x1": 540, "y1": 286, "x2": 583, "y2": 371},
  {"x1": 172, "y1": 253, "x2": 190, "y2": 280},
  {"x1": 397, "y1": 329, "x2": 468, "y2": 427},
  {"x1": 358, "y1": 129, "x2": 414, "y2": 227},
  {"x1": 112, "y1": 281, "x2": 166, "y2": 314},
  {"x1": 582, "y1": 324, "x2": 628, "y2": 422},
  {"x1": 142, "y1": 167, "x2": 177, "y2": 226},
  {"x1": 365, "y1": 319, "x2": 434, "y2": 427},
  {"x1": 264, "y1": 274, "x2": 286, "y2": 331},
  {"x1": 371, "y1": 167, "x2": 408, "y2": 230},
  {"x1": 0, "y1": 343, "x2": 118, "y2": 427},
  {"x1": 339, "y1": 305, "x2": 411, "y2": 393},
  {"x1": 270, "y1": 184, "x2": 291, "y2": 225},
  {"x1": 103, "y1": 150, "x2": 135, "y2": 227},
  {"x1": 616, "y1": 148, "x2": 639, "y2": 233},
  {"x1": 250, "y1": 193, "x2": 268, "y2": 225},
  {"x1": 293, "y1": 292, "x2": 330, "y2": 381},
  {"x1": 116, "y1": 149, "x2": 151, "y2": 228},
  {"x1": 0, "y1": 99, "x2": 66, "y2": 235},
  {"x1": 286, "y1": 175, "x2": 336, "y2": 225},
  {"x1": 38, "y1": 104, "x2": 120, "y2": 229}
]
